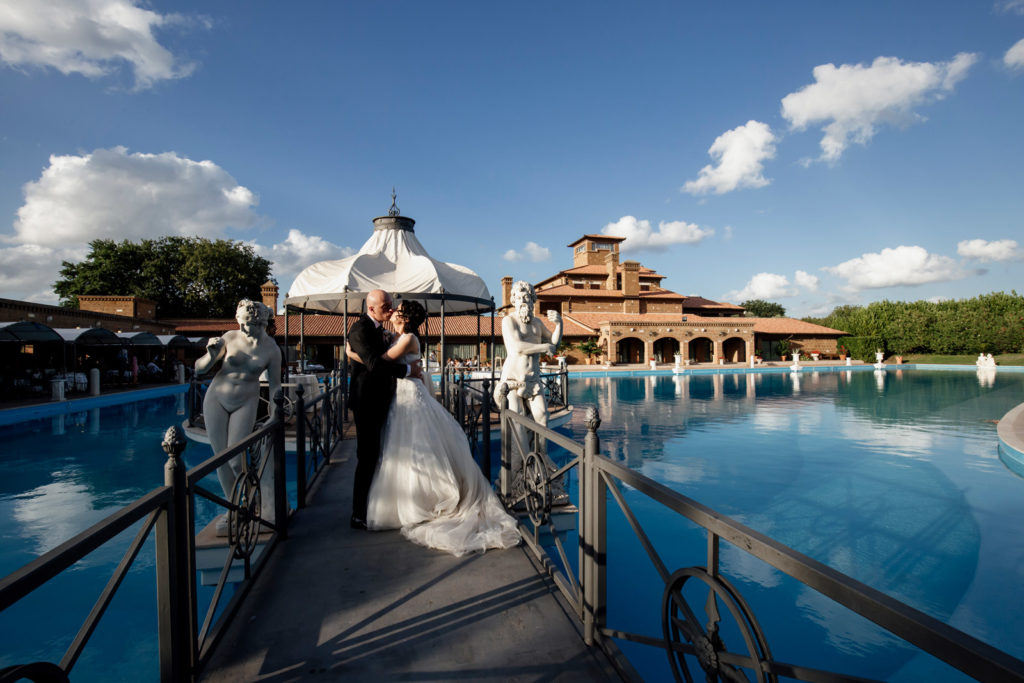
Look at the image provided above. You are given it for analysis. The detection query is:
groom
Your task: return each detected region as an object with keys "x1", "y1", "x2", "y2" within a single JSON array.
[{"x1": 348, "y1": 289, "x2": 420, "y2": 529}]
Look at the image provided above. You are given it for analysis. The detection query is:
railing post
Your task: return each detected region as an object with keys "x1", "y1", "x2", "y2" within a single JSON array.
[
  {"x1": 155, "y1": 425, "x2": 193, "y2": 681},
  {"x1": 273, "y1": 390, "x2": 288, "y2": 536},
  {"x1": 497, "y1": 383, "x2": 511, "y2": 498},
  {"x1": 295, "y1": 384, "x2": 307, "y2": 508},
  {"x1": 560, "y1": 367, "x2": 568, "y2": 408},
  {"x1": 582, "y1": 407, "x2": 603, "y2": 645},
  {"x1": 457, "y1": 371, "x2": 466, "y2": 431},
  {"x1": 481, "y1": 378, "x2": 491, "y2": 483}
]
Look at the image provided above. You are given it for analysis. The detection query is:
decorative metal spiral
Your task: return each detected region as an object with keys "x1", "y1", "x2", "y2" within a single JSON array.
[
  {"x1": 523, "y1": 451, "x2": 551, "y2": 526},
  {"x1": 228, "y1": 468, "x2": 262, "y2": 559},
  {"x1": 661, "y1": 567, "x2": 775, "y2": 683}
]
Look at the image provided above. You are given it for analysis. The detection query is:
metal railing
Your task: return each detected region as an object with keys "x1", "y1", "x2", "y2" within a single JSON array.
[
  {"x1": 500, "y1": 398, "x2": 1024, "y2": 682},
  {"x1": 0, "y1": 380, "x2": 348, "y2": 682}
]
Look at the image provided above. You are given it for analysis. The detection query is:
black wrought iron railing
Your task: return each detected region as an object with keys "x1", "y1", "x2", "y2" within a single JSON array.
[
  {"x1": 0, "y1": 380, "x2": 348, "y2": 683},
  {"x1": 498, "y1": 396, "x2": 1024, "y2": 682}
]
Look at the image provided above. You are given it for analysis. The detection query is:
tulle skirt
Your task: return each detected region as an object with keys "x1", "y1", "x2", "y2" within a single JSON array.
[{"x1": 366, "y1": 377, "x2": 520, "y2": 556}]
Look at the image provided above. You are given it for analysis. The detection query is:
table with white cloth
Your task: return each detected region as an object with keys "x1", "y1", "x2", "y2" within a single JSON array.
[{"x1": 53, "y1": 372, "x2": 88, "y2": 392}]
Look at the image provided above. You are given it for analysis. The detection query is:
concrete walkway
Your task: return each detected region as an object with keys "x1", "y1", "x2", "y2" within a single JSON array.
[{"x1": 201, "y1": 436, "x2": 623, "y2": 682}]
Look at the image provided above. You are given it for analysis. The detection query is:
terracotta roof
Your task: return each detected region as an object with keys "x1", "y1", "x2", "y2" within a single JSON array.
[
  {"x1": 537, "y1": 284, "x2": 682, "y2": 299},
  {"x1": 751, "y1": 317, "x2": 847, "y2": 335},
  {"x1": 561, "y1": 312, "x2": 742, "y2": 328},
  {"x1": 683, "y1": 296, "x2": 743, "y2": 310},
  {"x1": 566, "y1": 234, "x2": 626, "y2": 247},
  {"x1": 541, "y1": 264, "x2": 661, "y2": 277}
]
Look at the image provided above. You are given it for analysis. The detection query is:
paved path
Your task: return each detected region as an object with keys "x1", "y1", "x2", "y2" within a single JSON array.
[{"x1": 201, "y1": 436, "x2": 622, "y2": 682}]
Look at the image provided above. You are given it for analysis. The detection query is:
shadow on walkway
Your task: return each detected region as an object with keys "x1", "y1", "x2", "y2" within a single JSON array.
[{"x1": 201, "y1": 437, "x2": 621, "y2": 682}]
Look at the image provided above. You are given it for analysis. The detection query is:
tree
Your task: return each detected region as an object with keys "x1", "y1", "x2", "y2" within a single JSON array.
[
  {"x1": 55, "y1": 237, "x2": 273, "y2": 318},
  {"x1": 741, "y1": 299, "x2": 786, "y2": 317},
  {"x1": 576, "y1": 338, "x2": 602, "y2": 362}
]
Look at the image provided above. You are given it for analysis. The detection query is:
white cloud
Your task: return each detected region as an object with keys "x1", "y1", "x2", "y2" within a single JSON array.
[
  {"x1": 825, "y1": 245, "x2": 972, "y2": 291},
  {"x1": 957, "y1": 238, "x2": 1021, "y2": 262},
  {"x1": 997, "y1": 1, "x2": 1024, "y2": 16},
  {"x1": 602, "y1": 215, "x2": 713, "y2": 251},
  {"x1": 502, "y1": 241, "x2": 550, "y2": 263},
  {"x1": 794, "y1": 269, "x2": 820, "y2": 291},
  {"x1": 725, "y1": 273, "x2": 796, "y2": 302},
  {"x1": 781, "y1": 53, "x2": 977, "y2": 163},
  {"x1": 0, "y1": 0, "x2": 204, "y2": 89},
  {"x1": 682, "y1": 120, "x2": 777, "y2": 195},
  {"x1": 1005, "y1": 38, "x2": 1024, "y2": 70},
  {"x1": 1, "y1": 146, "x2": 265, "y2": 302},
  {"x1": 254, "y1": 229, "x2": 355, "y2": 297},
  {"x1": 12, "y1": 147, "x2": 259, "y2": 248}
]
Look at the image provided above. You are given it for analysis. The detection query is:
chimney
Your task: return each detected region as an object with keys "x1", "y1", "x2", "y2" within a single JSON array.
[
  {"x1": 501, "y1": 276, "x2": 514, "y2": 308},
  {"x1": 605, "y1": 250, "x2": 619, "y2": 290},
  {"x1": 622, "y1": 260, "x2": 640, "y2": 296},
  {"x1": 261, "y1": 280, "x2": 279, "y2": 313}
]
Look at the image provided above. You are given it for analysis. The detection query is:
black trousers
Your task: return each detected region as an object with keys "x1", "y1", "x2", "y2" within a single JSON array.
[{"x1": 351, "y1": 405, "x2": 386, "y2": 520}]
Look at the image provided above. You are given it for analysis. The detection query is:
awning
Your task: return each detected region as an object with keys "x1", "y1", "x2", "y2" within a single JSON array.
[
  {"x1": 53, "y1": 327, "x2": 124, "y2": 344},
  {"x1": 0, "y1": 321, "x2": 63, "y2": 343},
  {"x1": 117, "y1": 331, "x2": 163, "y2": 346}
]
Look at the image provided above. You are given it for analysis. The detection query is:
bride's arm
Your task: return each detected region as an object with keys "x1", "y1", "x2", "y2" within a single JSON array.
[{"x1": 382, "y1": 333, "x2": 418, "y2": 361}]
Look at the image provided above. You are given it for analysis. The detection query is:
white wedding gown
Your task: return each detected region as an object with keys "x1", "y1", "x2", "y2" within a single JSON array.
[{"x1": 366, "y1": 350, "x2": 521, "y2": 556}]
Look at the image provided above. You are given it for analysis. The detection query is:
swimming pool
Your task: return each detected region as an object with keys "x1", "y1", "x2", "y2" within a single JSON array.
[
  {"x1": 0, "y1": 393, "x2": 301, "y2": 681},
  {"x1": 559, "y1": 369, "x2": 1024, "y2": 681}
]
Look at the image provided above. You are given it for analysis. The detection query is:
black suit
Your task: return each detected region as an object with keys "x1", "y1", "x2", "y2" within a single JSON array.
[{"x1": 348, "y1": 314, "x2": 407, "y2": 520}]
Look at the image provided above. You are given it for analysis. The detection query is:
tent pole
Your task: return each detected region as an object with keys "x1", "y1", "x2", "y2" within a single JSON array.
[
  {"x1": 300, "y1": 305, "x2": 306, "y2": 373},
  {"x1": 440, "y1": 289, "x2": 446, "y2": 401},
  {"x1": 284, "y1": 302, "x2": 290, "y2": 383}
]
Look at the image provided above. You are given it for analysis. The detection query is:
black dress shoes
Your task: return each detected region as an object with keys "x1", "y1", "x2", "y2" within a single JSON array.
[{"x1": 350, "y1": 516, "x2": 367, "y2": 530}]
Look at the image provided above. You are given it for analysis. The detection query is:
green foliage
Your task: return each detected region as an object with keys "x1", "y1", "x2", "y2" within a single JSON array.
[
  {"x1": 741, "y1": 299, "x2": 786, "y2": 317},
  {"x1": 838, "y1": 336, "x2": 884, "y2": 363},
  {"x1": 576, "y1": 338, "x2": 602, "y2": 359},
  {"x1": 775, "y1": 339, "x2": 790, "y2": 357},
  {"x1": 55, "y1": 237, "x2": 273, "y2": 318},
  {"x1": 806, "y1": 292, "x2": 1024, "y2": 356}
]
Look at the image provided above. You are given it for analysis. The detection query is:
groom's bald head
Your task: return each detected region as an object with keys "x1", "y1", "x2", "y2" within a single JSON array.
[{"x1": 366, "y1": 289, "x2": 393, "y2": 323}]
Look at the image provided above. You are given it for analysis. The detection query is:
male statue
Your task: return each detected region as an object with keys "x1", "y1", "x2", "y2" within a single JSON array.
[{"x1": 495, "y1": 280, "x2": 565, "y2": 501}]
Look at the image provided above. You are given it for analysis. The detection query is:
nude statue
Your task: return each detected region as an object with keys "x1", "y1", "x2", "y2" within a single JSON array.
[
  {"x1": 194, "y1": 299, "x2": 282, "y2": 531},
  {"x1": 495, "y1": 280, "x2": 562, "y2": 429}
]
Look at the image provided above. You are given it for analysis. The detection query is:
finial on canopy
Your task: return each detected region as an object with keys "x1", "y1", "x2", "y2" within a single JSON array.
[{"x1": 389, "y1": 188, "x2": 400, "y2": 217}]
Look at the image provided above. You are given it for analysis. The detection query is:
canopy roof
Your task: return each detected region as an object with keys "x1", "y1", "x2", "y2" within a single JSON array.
[
  {"x1": 284, "y1": 212, "x2": 492, "y2": 315},
  {"x1": 117, "y1": 331, "x2": 162, "y2": 346},
  {"x1": 156, "y1": 334, "x2": 191, "y2": 348},
  {"x1": 0, "y1": 321, "x2": 63, "y2": 343},
  {"x1": 54, "y1": 327, "x2": 122, "y2": 344}
]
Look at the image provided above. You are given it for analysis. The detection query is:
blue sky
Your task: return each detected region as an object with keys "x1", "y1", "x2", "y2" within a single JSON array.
[{"x1": 1, "y1": 1, "x2": 1022, "y2": 318}]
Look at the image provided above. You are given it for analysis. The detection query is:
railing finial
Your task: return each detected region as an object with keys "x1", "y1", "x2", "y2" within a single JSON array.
[
  {"x1": 585, "y1": 406, "x2": 601, "y2": 432},
  {"x1": 162, "y1": 425, "x2": 186, "y2": 459}
]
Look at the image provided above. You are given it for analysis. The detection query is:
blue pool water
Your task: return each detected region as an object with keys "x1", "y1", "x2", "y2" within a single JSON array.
[
  {"x1": 557, "y1": 369, "x2": 1024, "y2": 681},
  {"x1": 2, "y1": 370, "x2": 1023, "y2": 680},
  {"x1": 0, "y1": 393, "x2": 300, "y2": 681}
]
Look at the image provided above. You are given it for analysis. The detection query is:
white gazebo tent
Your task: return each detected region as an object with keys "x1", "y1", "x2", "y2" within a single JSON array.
[{"x1": 283, "y1": 203, "x2": 496, "y2": 387}]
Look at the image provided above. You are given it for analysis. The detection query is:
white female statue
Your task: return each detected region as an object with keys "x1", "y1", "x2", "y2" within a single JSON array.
[{"x1": 194, "y1": 299, "x2": 282, "y2": 530}]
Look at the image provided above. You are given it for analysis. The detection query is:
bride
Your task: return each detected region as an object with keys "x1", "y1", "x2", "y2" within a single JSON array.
[{"x1": 349, "y1": 299, "x2": 520, "y2": 556}]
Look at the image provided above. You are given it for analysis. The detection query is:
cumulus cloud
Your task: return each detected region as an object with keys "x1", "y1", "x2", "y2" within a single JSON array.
[
  {"x1": 957, "y1": 238, "x2": 1022, "y2": 262},
  {"x1": 0, "y1": 0, "x2": 204, "y2": 89},
  {"x1": 1005, "y1": 38, "x2": 1024, "y2": 70},
  {"x1": 824, "y1": 245, "x2": 973, "y2": 291},
  {"x1": 503, "y1": 241, "x2": 550, "y2": 263},
  {"x1": 682, "y1": 120, "x2": 777, "y2": 195},
  {"x1": 794, "y1": 269, "x2": 820, "y2": 291},
  {"x1": 602, "y1": 215, "x2": 713, "y2": 251},
  {"x1": 254, "y1": 229, "x2": 355, "y2": 295},
  {"x1": 725, "y1": 273, "x2": 797, "y2": 302},
  {"x1": 781, "y1": 53, "x2": 977, "y2": 163},
  {"x1": 12, "y1": 147, "x2": 259, "y2": 248},
  {"x1": 1, "y1": 146, "x2": 263, "y2": 303}
]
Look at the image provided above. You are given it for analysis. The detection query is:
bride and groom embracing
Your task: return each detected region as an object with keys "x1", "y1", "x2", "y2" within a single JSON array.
[{"x1": 347, "y1": 289, "x2": 520, "y2": 557}]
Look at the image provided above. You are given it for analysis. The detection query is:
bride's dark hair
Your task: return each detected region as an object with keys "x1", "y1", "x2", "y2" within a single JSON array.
[{"x1": 397, "y1": 300, "x2": 426, "y2": 332}]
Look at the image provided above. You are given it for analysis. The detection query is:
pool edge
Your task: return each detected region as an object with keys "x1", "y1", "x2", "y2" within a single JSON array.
[{"x1": 0, "y1": 384, "x2": 188, "y2": 426}]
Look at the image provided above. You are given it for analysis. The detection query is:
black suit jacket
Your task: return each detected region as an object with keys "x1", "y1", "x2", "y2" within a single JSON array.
[{"x1": 348, "y1": 314, "x2": 407, "y2": 418}]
